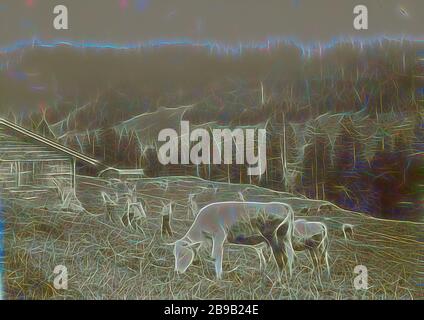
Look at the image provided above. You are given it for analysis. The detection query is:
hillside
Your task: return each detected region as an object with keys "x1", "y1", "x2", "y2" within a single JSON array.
[{"x1": 3, "y1": 176, "x2": 423, "y2": 299}]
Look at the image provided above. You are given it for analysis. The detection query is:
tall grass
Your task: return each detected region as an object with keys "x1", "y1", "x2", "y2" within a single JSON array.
[{"x1": 3, "y1": 176, "x2": 422, "y2": 299}]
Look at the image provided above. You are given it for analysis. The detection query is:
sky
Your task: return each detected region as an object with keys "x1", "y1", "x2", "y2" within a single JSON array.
[{"x1": 0, "y1": 0, "x2": 424, "y2": 48}]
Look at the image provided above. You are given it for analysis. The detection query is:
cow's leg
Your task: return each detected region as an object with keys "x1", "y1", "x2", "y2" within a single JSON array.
[
  {"x1": 312, "y1": 247, "x2": 322, "y2": 270},
  {"x1": 307, "y1": 246, "x2": 325, "y2": 284},
  {"x1": 318, "y1": 237, "x2": 330, "y2": 277},
  {"x1": 313, "y1": 246, "x2": 328, "y2": 284},
  {"x1": 256, "y1": 247, "x2": 267, "y2": 271},
  {"x1": 283, "y1": 240, "x2": 295, "y2": 277},
  {"x1": 269, "y1": 238, "x2": 286, "y2": 272},
  {"x1": 187, "y1": 200, "x2": 198, "y2": 218},
  {"x1": 186, "y1": 201, "x2": 192, "y2": 218},
  {"x1": 269, "y1": 238, "x2": 294, "y2": 285},
  {"x1": 161, "y1": 215, "x2": 173, "y2": 237},
  {"x1": 211, "y1": 230, "x2": 226, "y2": 280},
  {"x1": 323, "y1": 249, "x2": 330, "y2": 277}
]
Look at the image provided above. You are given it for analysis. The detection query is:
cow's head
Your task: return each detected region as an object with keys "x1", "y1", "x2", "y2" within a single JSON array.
[{"x1": 174, "y1": 240, "x2": 195, "y2": 274}]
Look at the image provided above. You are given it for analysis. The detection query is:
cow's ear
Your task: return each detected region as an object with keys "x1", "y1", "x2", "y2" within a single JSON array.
[{"x1": 174, "y1": 243, "x2": 194, "y2": 274}]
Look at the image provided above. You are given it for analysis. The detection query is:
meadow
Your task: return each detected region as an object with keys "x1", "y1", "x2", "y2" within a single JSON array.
[{"x1": 3, "y1": 176, "x2": 422, "y2": 299}]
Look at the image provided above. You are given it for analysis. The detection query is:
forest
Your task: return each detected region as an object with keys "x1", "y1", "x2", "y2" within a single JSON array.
[{"x1": 0, "y1": 40, "x2": 422, "y2": 221}]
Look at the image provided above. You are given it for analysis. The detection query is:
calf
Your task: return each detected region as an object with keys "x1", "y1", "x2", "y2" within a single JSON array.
[
  {"x1": 342, "y1": 223, "x2": 354, "y2": 240},
  {"x1": 292, "y1": 219, "x2": 330, "y2": 276},
  {"x1": 102, "y1": 181, "x2": 147, "y2": 229},
  {"x1": 186, "y1": 189, "x2": 219, "y2": 217}
]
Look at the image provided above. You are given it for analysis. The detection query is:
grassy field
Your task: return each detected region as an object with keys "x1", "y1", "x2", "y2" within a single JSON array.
[{"x1": 2, "y1": 175, "x2": 423, "y2": 299}]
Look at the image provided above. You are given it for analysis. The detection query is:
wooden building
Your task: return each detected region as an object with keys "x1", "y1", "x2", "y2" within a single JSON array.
[{"x1": 0, "y1": 117, "x2": 100, "y2": 191}]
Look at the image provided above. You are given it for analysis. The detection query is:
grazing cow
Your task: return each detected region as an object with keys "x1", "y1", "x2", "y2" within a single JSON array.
[
  {"x1": 173, "y1": 201, "x2": 295, "y2": 279},
  {"x1": 292, "y1": 219, "x2": 330, "y2": 276},
  {"x1": 342, "y1": 223, "x2": 354, "y2": 240},
  {"x1": 101, "y1": 190, "x2": 119, "y2": 221},
  {"x1": 102, "y1": 181, "x2": 146, "y2": 229},
  {"x1": 124, "y1": 185, "x2": 146, "y2": 219},
  {"x1": 186, "y1": 189, "x2": 220, "y2": 217}
]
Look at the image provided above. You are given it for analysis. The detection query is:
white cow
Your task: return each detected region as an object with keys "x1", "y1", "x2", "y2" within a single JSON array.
[
  {"x1": 342, "y1": 223, "x2": 354, "y2": 240},
  {"x1": 292, "y1": 219, "x2": 330, "y2": 276},
  {"x1": 102, "y1": 181, "x2": 146, "y2": 229},
  {"x1": 186, "y1": 189, "x2": 220, "y2": 217},
  {"x1": 173, "y1": 201, "x2": 295, "y2": 279}
]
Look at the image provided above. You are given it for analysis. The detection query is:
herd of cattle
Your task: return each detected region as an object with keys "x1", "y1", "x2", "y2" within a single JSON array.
[{"x1": 52, "y1": 178, "x2": 355, "y2": 280}]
